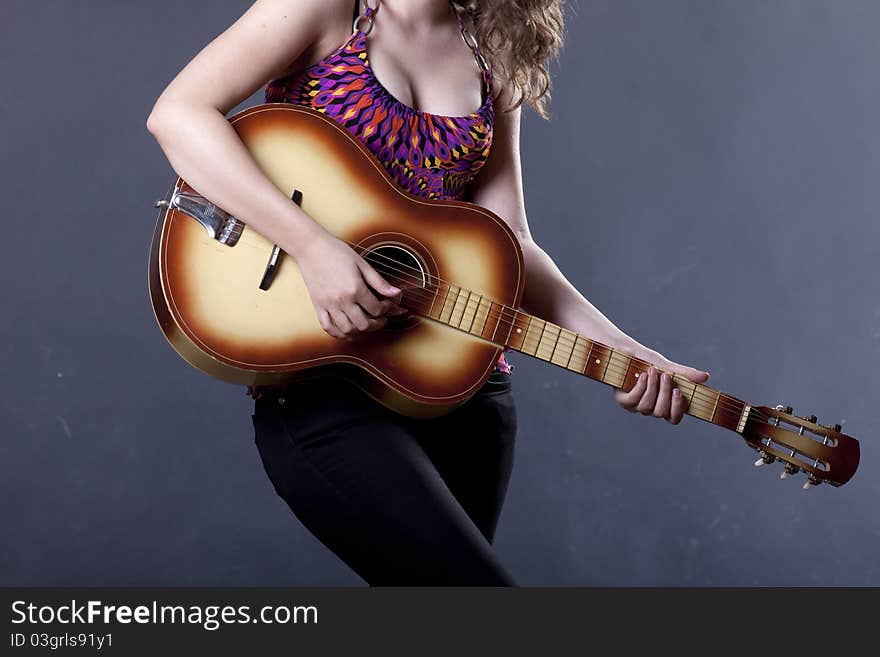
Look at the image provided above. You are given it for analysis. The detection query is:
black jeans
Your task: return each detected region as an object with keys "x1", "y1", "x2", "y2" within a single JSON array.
[{"x1": 251, "y1": 370, "x2": 517, "y2": 586}]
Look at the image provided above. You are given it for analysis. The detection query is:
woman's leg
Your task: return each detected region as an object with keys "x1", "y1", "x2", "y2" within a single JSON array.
[
  {"x1": 408, "y1": 371, "x2": 517, "y2": 544},
  {"x1": 252, "y1": 374, "x2": 516, "y2": 586}
]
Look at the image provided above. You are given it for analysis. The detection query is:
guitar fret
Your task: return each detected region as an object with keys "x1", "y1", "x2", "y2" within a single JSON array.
[
  {"x1": 670, "y1": 375, "x2": 716, "y2": 422},
  {"x1": 489, "y1": 301, "x2": 501, "y2": 342},
  {"x1": 713, "y1": 394, "x2": 746, "y2": 431},
  {"x1": 536, "y1": 322, "x2": 556, "y2": 360},
  {"x1": 585, "y1": 343, "x2": 611, "y2": 381},
  {"x1": 603, "y1": 349, "x2": 630, "y2": 387},
  {"x1": 582, "y1": 340, "x2": 595, "y2": 375},
  {"x1": 539, "y1": 323, "x2": 550, "y2": 358},
  {"x1": 503, "y1": 307, "x2": 520, "y2": 349},
  {"x1": 621, "y1": 355, "x2": 634, "y2": 388},
  {"x1": 600, "y1": 349, "x2": 612, "y2": 381},
  {"x1": 527, "y1": 317, "x2": 546, "y2": 356},
  {"x1": 428, "y1": 282, "x2": 440, "y2": 318},
  {"x1": 437, "y1": 284, "x2": 454, "y2": 323},
  {"x1": 507, "y1": 310, "x2": 526, "y2": 350},
  {"x1": 449, "y1": 289, "x2": 471, "y2": 328},
  {"x1": 690, "y1": 383, "x2": 713, "y2": 421},
  {"x1": 549, "y1": 327, "x2": 570, "y2": 366},
  {"x1": 564, "y1": 331, "x2": 576, "y2": 369},
  {"x1": 461, "y1": 293, "x2": 482, "y2": 333},
  {"x1": 690, "y1": 385, "x2": 720, "y2": 422},
  {"x1": 545, "y1": 324, "x2": 562, "y2": 363},
  {"x1": 568, "y1": 336, "x2": 591, "y2": 373},
  {"x1": 541, "y1": 324, "x2": 558, "y2": 361},
  {"x1": 476, "y1": 296, "x2": 490, "y2": 337}
]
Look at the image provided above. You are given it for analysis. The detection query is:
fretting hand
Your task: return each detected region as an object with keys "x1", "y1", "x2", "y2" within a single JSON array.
[{"x1": 611, "y1": 343, "x2": 710, "y2": 425}]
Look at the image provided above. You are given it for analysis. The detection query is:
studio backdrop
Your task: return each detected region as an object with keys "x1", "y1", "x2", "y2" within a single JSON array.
[{"x1": 1, "y1": 0, "x2": 878, "y2": 585}]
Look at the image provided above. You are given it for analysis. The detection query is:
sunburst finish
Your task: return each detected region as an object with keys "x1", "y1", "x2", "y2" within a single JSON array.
[{"x1": 149, "y1": 103, "x2": 524, "y2": 417}]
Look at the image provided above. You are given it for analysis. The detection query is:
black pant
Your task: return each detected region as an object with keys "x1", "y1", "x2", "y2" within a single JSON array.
[{"x1": 251, "y1": 370, "x2": 517, "y2": 586}]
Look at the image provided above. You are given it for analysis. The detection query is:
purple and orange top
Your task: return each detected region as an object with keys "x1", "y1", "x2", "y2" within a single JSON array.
[{"x1": 248, "y1": 2, "x2": 513, "y2": 399}]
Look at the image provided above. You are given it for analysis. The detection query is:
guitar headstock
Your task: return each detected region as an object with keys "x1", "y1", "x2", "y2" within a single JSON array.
[{"x1": 742, "y1": 404, "x2": 860, "y2": 488}]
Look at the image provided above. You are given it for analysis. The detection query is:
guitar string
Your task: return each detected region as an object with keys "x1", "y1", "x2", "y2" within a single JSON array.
[
  {"x1": 193, "y1": 264, "x2": 773, "y2": 427},
  {"x1": 192, "y1": 223, "x2": 720, "y2": 400},
  {"x1": 189, "y1": 229, "x2": 779, "y2": 424},
  {"x1": 338, "y1": 241, "x2": 784, "y2": 424},
  {"x1": 179, "y1": 225, "x2": 800, "y2": 426},
  {"x1": 205, "y1": 236, "x2": 831, "y2": 471},
  {"x1": 336, "y1": 241, "x2": 831, "y2": 428}
]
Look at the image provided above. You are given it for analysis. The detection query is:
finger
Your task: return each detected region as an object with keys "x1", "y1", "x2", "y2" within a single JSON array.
[
  {"x1": 318, "y1": 307, "x2": 346, "y2": 339},
  {"x1": 329, "y1": 308, "x2": 355, "y2": 337},
  {"x1": 653, "y1": 371, "x2": 673, "y2": 418},
  {"x1": 355, "y1": 288, "x2": 385, "y2": 317},
  {"x1": 668, "y1": 387, "x2": 685, "y2": 424},
  {"x1": 383, "y1": 298, "x2": 409, "y2": 315},
  {"x1": 356, "y1": 292, "x2": 406, "y2": 318},
  {"x1": 615, "y1": 367, "x2": 648, "y2": 410},
  {"x1": 344, "y1": 304, "x2": 373, "y2": 332},
  {"x1": 636, "y1": 367, "x2": 659, "y2": 414},
  {"x1": 362, "y1": 314, "x2": 388, "y2": 332},
  {"x1": 361, "y1": 315, "x2": 388, "y2": 333},
  {"x1": 358, "y1": 260, "x2": 401, "y2": 298},
  {"x1": 664, "y1": 359, "x2": 710, "y2": 383}
]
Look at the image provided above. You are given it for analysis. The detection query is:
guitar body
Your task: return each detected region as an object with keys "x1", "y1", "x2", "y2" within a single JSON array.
[{"x1": 149, "y1": 104, "x2": 525, "y2": 417}]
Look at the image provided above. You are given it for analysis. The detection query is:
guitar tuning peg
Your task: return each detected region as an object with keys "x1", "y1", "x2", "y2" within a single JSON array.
[
  {"x1": 780, "y1": 462, "x2": 799, "y2": 479},
  {"x1": 775, "y1": 404, "x2": 793, "y2": 414},
  {"x1": 803, "y1": 473, "x2": 822, "y2": 490},
  {"x1": 754, "y1": 450, "x2": 776, "y2": 467},
  {"x1": 833, "y1": 423, "x2": 842, "y2": 432},
  {"x1": 804, "y1": 415, "x2": 817, "y2": 423}
]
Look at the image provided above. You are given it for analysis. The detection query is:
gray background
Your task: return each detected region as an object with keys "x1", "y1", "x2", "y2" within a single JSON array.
[{"x1": 1, "y1": 0, "x2": 877, "y2": 586}]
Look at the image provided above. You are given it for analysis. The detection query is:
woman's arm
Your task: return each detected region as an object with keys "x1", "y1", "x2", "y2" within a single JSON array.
[
  {"x1": 146, "y1": 0, "x2": 405, "y2": 339},
  {"x1": 469, "y1": 86, "x2": 709, "y2": 423},
  {"x1": 146, "y1": 0, "x2": 338, "y2": 259}
]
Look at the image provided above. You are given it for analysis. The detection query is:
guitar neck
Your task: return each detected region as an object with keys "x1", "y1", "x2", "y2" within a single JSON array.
[{"x1": 401, "y1": 282, "x2": 751, "y2": 433}]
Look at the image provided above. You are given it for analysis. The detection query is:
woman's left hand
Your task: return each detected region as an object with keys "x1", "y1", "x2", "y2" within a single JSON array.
[{"x1": 609, "y1": 341, "x2": 710, "y2": 425}]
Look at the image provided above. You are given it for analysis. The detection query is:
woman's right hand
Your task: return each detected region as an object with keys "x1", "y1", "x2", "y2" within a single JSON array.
[{"x1": 296, "y1": 230, "x2": 409, "y2": 340}]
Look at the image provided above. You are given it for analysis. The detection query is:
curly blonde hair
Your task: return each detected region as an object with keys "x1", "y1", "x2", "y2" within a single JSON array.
[{"x1": 453, "y1": 0, "x2": 566, "y2": 118}]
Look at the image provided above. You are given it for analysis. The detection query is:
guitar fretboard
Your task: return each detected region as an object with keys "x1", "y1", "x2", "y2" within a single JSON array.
[{"x1": 401, "y1": 281, "x2": 750, "y2": 433}]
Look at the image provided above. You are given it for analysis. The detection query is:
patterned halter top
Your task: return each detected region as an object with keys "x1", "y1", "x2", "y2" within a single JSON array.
[{"x1": 261, "y1": 0, "x2": 513, "y2": 380}]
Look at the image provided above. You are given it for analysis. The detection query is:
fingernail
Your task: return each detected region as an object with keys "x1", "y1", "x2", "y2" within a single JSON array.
[
  {"x1": 673, "y1": 388, "x2": 681, "y2": 398},
  {"x1": 661, "y1": 372, "x2": 670, "y2": 383}
]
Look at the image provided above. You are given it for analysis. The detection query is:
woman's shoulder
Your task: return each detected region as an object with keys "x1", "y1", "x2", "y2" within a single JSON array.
[{"x1": 269, "y1": 0, "x2": 357, "y2": 81}]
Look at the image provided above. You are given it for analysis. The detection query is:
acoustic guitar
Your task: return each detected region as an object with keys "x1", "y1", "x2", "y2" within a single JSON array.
[{"x1": 148, "y1": 103, "x2": 860, "y2": 487}]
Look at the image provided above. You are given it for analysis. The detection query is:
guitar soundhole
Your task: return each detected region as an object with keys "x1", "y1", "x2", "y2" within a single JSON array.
[
  {"x1": 363, "y1": 244, "x2": 427, "y2": 292},
  {"x1": 360, "y1": 243, "x2": 430, "y2": 332}
]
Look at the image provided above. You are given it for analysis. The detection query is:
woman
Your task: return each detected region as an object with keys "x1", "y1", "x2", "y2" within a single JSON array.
[{"x1": 146, "y1": 0, "x2": 710, "y2": 585}]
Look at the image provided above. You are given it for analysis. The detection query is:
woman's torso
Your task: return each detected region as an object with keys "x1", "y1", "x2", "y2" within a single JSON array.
[{"x1": 265, "y1": 1, "x2": 495, "y2": 199}]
